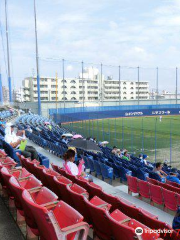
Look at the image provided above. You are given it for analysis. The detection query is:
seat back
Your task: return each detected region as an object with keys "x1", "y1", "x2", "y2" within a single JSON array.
[
  {"x1": 43, "y1": 169, "x2": 60, "y2": 191},
  {"x1": 66, "y1": 185, "x2": 91, "y2": 223},
  {"x1": 138, "y1": 180, "x2": 150, "y2": 199},
  {"x1": 162, "y1": 188, "x2": 178, "y2": 211},
  {"x1": 86, "y1": 182, "x2": 103, "y2": 199},
  {"x1": 9, "y1": 176, "x2": 23, "y2": 210},
  {"x1": 19, "y1": 175, "x2": 42, "y2": 190},
  {"x1": 87, "y1": 158, "x2": 95, "y2": 173},
  {"x1": 149, "y1": 183, "x2": 163, "y2": 205},
  {"x1": 1, "y1": 167, "x2": 12, "y2": 195},
  {"x1": 53, "y1": 177, "x2": 72, "y2": 205},
  {"x1": 127, "y1": 175, "x2": 138, "y2": 194},
  {"x1": 85, "y1": 200, "x2": 111, "y2": 240},
  {"x1": 31, "y1": 186, "x2": 58, "y2": 205},
  {"x1": 106, "y1": 211, "x2": 137, "y2": 240},
  {"x1": 93, "y1": 160, "x2": 102, "y2": 176},
  {"x1": 147, "y1": 177, "x2": 159, "y2": 185},
  {"x1": 22, "y1": 190, "x2": 84, "y2": 240}
]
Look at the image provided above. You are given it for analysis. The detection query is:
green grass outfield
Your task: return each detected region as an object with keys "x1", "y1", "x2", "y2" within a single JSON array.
[{"x1": 63, "y1": 115, "x2": 180, "y2": 167}]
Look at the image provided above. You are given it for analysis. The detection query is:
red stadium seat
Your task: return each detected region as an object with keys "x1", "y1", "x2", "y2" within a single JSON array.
[
  {"x1": 74, "y1": 176, "x2": 89, "y2": 190},
  {"x1": 147, "y1": 177, "x2": 159, "y2": 185},
  {"x1": 109, "y1": 209, "x2": 160, "y2": 240},
  {"x1": 138, "y1": 209, "x2": 179, "y2": 240},
  {"x1": 166, "y1": 180, "x2": 180, "y2": 188},
  {"x1": 162, "y1": 188, "x2": 178, "y2": 211},
  {"x1": 22, "y1": 190, "x2": 89, "y2": 240},
  {"x1": 53, "y1": 176, "x2": 72, "y2": 205},
  {"x1": 21, "y1": 187, "x2": 58, "y2": 239},
  {"x1": 66, "y1": 185, "x2": 91, "y2": 223},
  {"x1": 58, "y1": 167, "x2": 67, "y2": 176},
  {"x1": 9, "y1": 176, "x2": 42, "y2": 225},
  {"x1": 127, "y1": 175, "x2": 139, "y2": 194},
  {"x1": 43, "y1": 169, "x2": 60, "y2": 191},
  {"x1": 89, "y1": 196, "x2": 111, "y2": 210},
  {"x1": 70, "y1": 184, "x2": 89, "y2": 198},
  {"x1": 138, "y1": 180, "x2": 150, "y2": 200},
  {"x1": 51, "y1": 163, "x2": 59, "y2": 172},
  {"x1": 10, "y1": 168, "x2": 31, "y2": 179},
  {"x1": 65, "y1": 172, "x2": 76, "y2": 182},
  {"x1": 85, "y1": 199, "x2": 112, "y2": 240},
  {"x1": 105, "y1": 211, "x2": 139, "y2": 240},
  {"x1": 149, "y1": 183, "x2": 164, "y2": 206},
  {"x1": 86, "y1": 182, "x2": 103, "y2": 199}
]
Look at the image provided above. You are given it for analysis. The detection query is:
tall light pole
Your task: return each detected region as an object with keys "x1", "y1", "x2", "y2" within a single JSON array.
[
  {"x1": 33, "y1": 0, "x2": 41, "y2": 115},
  {"x1": 4, "y1": 0, "x2": 12, "y2": 103}
]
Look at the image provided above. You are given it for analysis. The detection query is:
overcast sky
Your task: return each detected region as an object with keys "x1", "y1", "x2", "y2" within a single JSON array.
[{"x1": 0, "y1": 0, "x2": 180, "y2": 91}]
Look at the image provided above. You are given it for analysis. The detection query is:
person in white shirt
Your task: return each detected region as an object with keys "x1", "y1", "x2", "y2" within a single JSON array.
[{"x1": 5, "y1": 123, "x2": 39, "y2": 160}]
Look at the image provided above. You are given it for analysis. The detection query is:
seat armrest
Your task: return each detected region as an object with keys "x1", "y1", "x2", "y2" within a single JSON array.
[
  {"x1": 18, "y1": 176, "x2": 30, "y2": 182},
  {"x1": 28, "y1": 186, "x2": 42, "y2": 193},
  {"x1": 41, "y1": 201, "x2": 59, "y2": 209}
]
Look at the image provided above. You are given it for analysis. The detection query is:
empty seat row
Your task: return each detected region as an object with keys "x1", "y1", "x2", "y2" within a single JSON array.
[
  {"x1": 51, "y1": 163, "x2": 179, "y2": 240},
  {"x1": 0, "y1": 164, "x2": 89, "y2": 240},
  {"x1": 127, "y1": 175, "x2": 180, "y2": 212}
]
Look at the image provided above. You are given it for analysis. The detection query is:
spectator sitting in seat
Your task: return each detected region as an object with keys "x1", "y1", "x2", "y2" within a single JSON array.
[
  {"x1": 122, "y1": 150, "x2": 129, "y2": 161},
  {"x1": 61, "y1": 135, "x2": 68, "y2": 144},
  {"x1": 166, "y1": 172, "x2": 180, "y2": 184},
  {"x1": 5, "y1": 123, "x2": 39, "y2": 161},
  {"x1": 26, "y1": 125, "x2": 33, "y2": 133},
  {"x1": 62, "y1": 149, "x2": 93, "y2": 181},
  {"x1": 112, "y1": 146, "x2": 118, "y2": 155},
  {"x1": 153, "y1": 162, "x2": 167, "y2": 178},
  {"x1": 115, "y1": 149, "x2": 122, "y2": 158}
]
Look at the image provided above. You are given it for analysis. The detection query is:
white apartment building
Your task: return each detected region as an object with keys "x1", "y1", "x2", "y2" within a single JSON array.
[
  {"x1": 13, "y1": 88, "x2": 24, "y2": 102},
  {"x1": 23, "y1": 67, "x2": 149, "y2": 102}
]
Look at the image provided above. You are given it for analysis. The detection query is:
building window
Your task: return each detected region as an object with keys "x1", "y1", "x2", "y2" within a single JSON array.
[
  {"x1": 123, "y1": 87, "x2": 126, "y2": 89},
  {"x1": 123, "y1": 82, "x2": 126, "y2": 85},
  {"x1": 70, "y1": 80, "x2": 76, "y2": 83},
  {"x1": 71, "y1": 91, "x2": 76, "y2": 94},
  {"x1": 123, "y1": 97, "x2": 126, "y2": 99},
  {"x1": 70, "y1": 86, "x2": 76, "y2": 89},
  {"x1": 62, "y1": 97, "x2": 67, "y2": 100},
  {"x1": 62, "y1": 91, "x2": 67, "y2": 94},
  {"x1": 71, "y1": 97, "x2": 76, "y2": 100},
  {"x1": 62, "y1": 80, "x2": 67, "y2": 83}
]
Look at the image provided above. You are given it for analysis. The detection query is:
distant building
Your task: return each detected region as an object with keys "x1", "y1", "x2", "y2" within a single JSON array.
[
  {"x1": 23, "y1": 67, "x2": 149, "y2": 102},
  {"x1": 13, "y1": 88, "x2": 24, "y2": 102},
  {"x1": 2, "y1": 86, "x2": 9, "y2": 103}
]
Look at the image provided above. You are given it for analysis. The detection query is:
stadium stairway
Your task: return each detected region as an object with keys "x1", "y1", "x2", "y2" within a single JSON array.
[
  {"x1": 27, "y1": 138, "x2": 174, "y2": 226},
  {"x1": 0, "y1": 197, "x2": 24, "y2": 240}
]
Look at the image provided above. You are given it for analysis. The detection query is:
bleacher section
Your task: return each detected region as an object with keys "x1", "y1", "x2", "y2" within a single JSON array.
[{"x1": 0, "y1": 113, "x2": 180, "y2": 239}]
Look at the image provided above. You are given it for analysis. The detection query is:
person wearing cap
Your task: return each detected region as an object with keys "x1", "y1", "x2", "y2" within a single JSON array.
[
  {"x1": 61, "y1": 135, "x2": 68, "y2": 144},
  {"x1": 5, "y1": 123, "x2": 39, "y2": 160},
  {"x1": 166, "y1": 172, "x2": 180, "y2": 184}
]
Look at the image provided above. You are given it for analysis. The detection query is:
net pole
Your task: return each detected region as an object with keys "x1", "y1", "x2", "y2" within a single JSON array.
[
  {"x1": 176, "y1": 67, "x2": 178, "y2": 105},
  {"x1": 119, "y1": 66, "x2": 121, "y2": 108},
  {"x1": 156, "y1": 67, "x2": 159, "y2": 106},
  {"x1": 170, "y1": 119, "x2": 172, "y2": 165},
  {"x1": 82, "y1": 61, "x2": 84, "y2": 111},
  {"x1": 155, "y1": 118, "x2": 157, "y2": 163},
  {"x1": 122, "y1": 117, "x2": 124, "y2": 148},
  {"x1": 142, "y1": 118, "x2": 144, "y2": 153},
  {"x1": 62, "y1": 59, "x2": 65, "y2": 113},
  {"x1": 114, "y1": 118, "x2": 117, "y2": 146},
  {"x1": 137, "y1": 66, "x2": 139, "y2": 106},
  {"x1": 131, "y1": 117, "x2": 133, "y2": 153}
]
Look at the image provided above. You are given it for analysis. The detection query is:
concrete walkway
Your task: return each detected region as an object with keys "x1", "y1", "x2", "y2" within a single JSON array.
[
  {"x1": 0, "y1": 197, "x2": 24, "y2": 240},
  {"x1": 28, "y1": 139, "x2": 174, "y2": 226}
]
